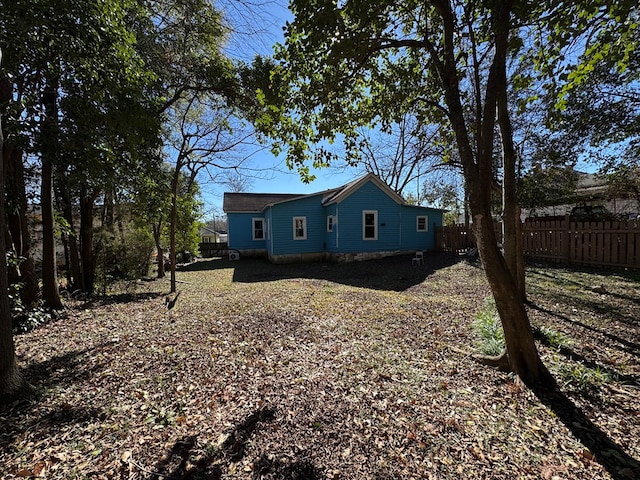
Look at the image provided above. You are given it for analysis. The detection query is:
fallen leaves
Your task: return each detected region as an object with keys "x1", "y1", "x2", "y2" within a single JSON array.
[{"x1": 1, "y1": 255, "x2": 638, "y2": 479}]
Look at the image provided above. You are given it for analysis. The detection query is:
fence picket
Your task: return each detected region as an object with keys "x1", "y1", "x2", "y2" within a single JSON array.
[{"x1": 435, "y1": 218, "x2": 639, "y2": 269}]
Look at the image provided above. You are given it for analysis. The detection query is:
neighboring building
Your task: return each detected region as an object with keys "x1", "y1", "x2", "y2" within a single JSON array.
[
  {"x1": 200, "y1": 224, "x2": 227, "y2": 243},
  {"x1": 223, "y1": 173, "x2": 444, "y2": 263},
  {"x1": 523, "y1": 171, "x2": 638, "y2": 220}
]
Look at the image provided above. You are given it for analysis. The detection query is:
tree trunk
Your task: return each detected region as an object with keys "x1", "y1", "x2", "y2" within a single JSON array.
[
  {"x1": 0, "y1": 48, "x2": 32, "y2": 401},
  {"x1": 4, "y1": 145, "x2": 39, "y2": 306},
  {"x1": 79, "y1": 186, "x2": 100, "y2": 294},
  {"x1": 40, "y1": 75, "x2": 63, "y2": 310},
  {"x1": 153, "y1": 222, "x2": 165, "y2": 279},
  {"x1": 1, "y1": 70, "x2": 38, "y2": 307},
  {"x1": 169, "y1": 165, "x2": 180, "y2": 293},
  {"x1": 59, "y1": 188, "x2": 84, "y2": 291},
  {"x1": 497, "y1": 62, "x2": 526, "y2": 302},
  {"x1": 434, "y1": 0, "x2": 550, "y2": 387},
  {"x1": 472, "y1": 212, "x2": 549, "y2": 386}
]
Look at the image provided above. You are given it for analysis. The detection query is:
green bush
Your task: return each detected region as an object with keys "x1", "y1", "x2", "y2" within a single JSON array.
[{"x1": 96, "y1": 227, "x2": 154, "y2": 290}]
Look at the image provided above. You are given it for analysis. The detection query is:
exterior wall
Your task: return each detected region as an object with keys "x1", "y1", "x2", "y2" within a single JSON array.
[
  {"x1": 399, "y1": 205, "x2": 443, "y2": 252},
  {"x1": 332, "y1": 180, "x2": 402, "y2": 253},
  {"x1": 227, "y1": 212, "x2": 267, "y2": 255},
  {"x1": 324, "y1": 203, "x2": 338, "y2": 251},
  {"x1": 226, "y1": 178, "x2": 444, "y2": 263},
  {"x1": 269, "y1": 194, "x2": 326, "y2": 256}
]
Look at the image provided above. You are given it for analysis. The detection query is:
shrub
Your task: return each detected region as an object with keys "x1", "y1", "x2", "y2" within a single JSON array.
[{"x1": 95, "y1": 227, "x2": 154, "y2": 292}]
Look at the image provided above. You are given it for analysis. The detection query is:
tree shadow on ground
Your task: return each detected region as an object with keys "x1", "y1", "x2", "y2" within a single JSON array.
[
  {"x1": 79, "y1": 291, "x2": 165, "y2": 309},
  {"x1": 179, "y1": 253, "x2": 461, "y2": 292},
  {"x1": 529, "y1": 303, "x2": 640, "y2": 358},
  {"x1": 528, "y1": 266, "x2": 640, "y2": 306},
  {"x1": 0, "y1": 343, "x2": 115, "y2": 459},
  {"x1": 20, "y1": 341, "x2": 116, "y2": 392},
  {"x1": 533, "y1": 385, "x2": 640, "y2": 480},
  {"x1": 533, "y1": 329, "x2": 640, "y2": 387},
  {"x1": 252, "y1": 453, "x2": 322, "y2": 480},
  {"x1": 0, "y1": 342, "x2": 115, "y2": 419},
  {"x1": 148, "y1": 408, "x2": 278, "y2": 480}
]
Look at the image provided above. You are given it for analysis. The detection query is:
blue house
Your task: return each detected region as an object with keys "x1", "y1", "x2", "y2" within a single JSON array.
[{"x1": 222, "y1": 173, "x2": 444, "y2": 263}]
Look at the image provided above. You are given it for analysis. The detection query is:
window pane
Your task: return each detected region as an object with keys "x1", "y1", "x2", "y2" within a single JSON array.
[
  {"x1": 253, "y1": 219, "x2": 264, "y2": 239},
  {"x1": 363, "y1": 211, "x2": 377, "y2": 239},
  {"x1": 294, "y1": 217, "x2": 306, "y2": 239}
]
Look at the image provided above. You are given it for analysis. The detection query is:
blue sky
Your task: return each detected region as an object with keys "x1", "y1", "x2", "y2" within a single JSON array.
[
  {"x1": 197, "y1": 1, "x2": 362, "y2": 217},
  {"x1": 200, "y1": 1, "x2": 601, "y2": 218}
]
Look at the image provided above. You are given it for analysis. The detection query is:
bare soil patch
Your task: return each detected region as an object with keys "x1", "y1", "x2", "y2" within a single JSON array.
[{"x1": 1, "y1": 254, "x2": 638, "y2": 479}]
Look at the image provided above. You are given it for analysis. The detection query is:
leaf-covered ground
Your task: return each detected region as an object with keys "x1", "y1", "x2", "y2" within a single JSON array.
[{"x1": 1, "y1": 254, "x2": 639, "y2": 479}]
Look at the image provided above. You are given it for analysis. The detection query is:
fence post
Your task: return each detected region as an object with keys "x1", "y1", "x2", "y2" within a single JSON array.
[{"x1": 563, "y1": 215, "x2": 571, "y2": 264}]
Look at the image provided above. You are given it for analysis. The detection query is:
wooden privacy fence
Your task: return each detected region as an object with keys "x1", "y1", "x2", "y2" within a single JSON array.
[
  {"x1": 435, "y1": 221, "x2": 503, "y2": 255},
  {"x1": 199, "y1": 242, "x2": 228, "y2": 258},
  {"x1": 436, "y1": 217, "x2": 640, "y2": 269},
  {"x1": 522, "y1": 217, "x2": 639, "y2": 269}
]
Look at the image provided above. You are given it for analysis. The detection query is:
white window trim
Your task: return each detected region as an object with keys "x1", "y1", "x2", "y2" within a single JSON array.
[
  {"x1": 362, "y1": 210, "x2": 378, "y2": 240},
  {"x1": 327, "y1": 215, "x2": 335, "y2": 232},
  {"x1": 293, "y1": 216, "x2": 307, "y2": 240},
  {"x1": 252, "y1": 217, "x2": 265, "y2": 240},
  {"x1": 417, "y1": 215, "x2": 428, "y2": 232}
]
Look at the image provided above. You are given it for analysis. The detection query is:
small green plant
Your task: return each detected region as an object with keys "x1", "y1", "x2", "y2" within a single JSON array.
[
  {"x1": 533, "y1": 325, "x2": 570, "y2": 351},
  {"x1": 472, "y1": 297, "x2": 505, "y2": 356},
  {"x1": 145, "y1": 405, "x2": 177, "y2": 427},
  {"x1": 555, "y1": 361, "x2": 609, "y2": 392}
]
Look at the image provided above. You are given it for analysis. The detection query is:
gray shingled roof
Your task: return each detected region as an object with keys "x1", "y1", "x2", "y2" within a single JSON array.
[
  {"x1": 223, "y1": 193, "x2": 303, "y2": 212},
  {"x1": 222, "y1": 173, "x2": 411, "y2": 212}
]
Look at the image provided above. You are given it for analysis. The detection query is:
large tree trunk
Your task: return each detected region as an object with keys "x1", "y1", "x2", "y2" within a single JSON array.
[
  {"x1": 472, "y1": 211, "x2": 549, "y2": 386},
  {"x1": 40, "y1": 75, "x2": 63, "y2": 310},
  {"x1": 434, "y1": 0, "x2": 550, "y2": 387},
  {"x1": 0, "y1": 48, "x2": 32, "y2": 401},
  {"x1": 497, "y1": 55, "x2": 526, "y2": 302}
]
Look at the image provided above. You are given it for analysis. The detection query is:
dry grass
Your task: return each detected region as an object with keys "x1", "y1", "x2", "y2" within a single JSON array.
[{"x1": 1, "y1": 253, "x2": 638, "y2": 479}]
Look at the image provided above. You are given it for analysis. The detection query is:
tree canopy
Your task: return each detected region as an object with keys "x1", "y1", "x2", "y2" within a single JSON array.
[{"x1": 259, "y1": 0, "x2": 639, "y2": 386}]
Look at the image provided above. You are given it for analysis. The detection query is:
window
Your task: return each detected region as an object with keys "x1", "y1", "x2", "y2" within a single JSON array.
[
  {"x1": 293, "y1": 216, "x2": 307, "y2": 240},
  {"x1": 327, "y1": 215, "x2": 335, "y2": 232},
  {"x1": 363, "y1": 210, "x2": 377, "y2": 240},
  {"x1": 252, "y1": 218, "x2": 264, "y2": 240},
  {"x1": 417, "y1": 215, "x2": 428, "y2": 232}
]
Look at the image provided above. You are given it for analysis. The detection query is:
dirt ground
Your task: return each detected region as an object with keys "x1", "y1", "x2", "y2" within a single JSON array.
[{"x1": 1, "y1": 253, "x2": 638, "y2": 479}]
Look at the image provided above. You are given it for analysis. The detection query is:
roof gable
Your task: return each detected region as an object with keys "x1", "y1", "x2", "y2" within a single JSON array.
[
  {"x1": 322, "y1": 173, "x2": 406, "y2": 206},
  {"x1": 222, "y1": 173, "x2": 408, "y2": 213}
]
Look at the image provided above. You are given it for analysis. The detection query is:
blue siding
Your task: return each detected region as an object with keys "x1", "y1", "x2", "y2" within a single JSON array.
[
  {"x1": 265, "y1": 209, "x2": 274, "y2": 255},
  {"x1": 269, "y1": 194, "x2": 326, "y2": 255},
  {"x1": 226, "y1": 176, "x2": 444, "y2": 259},
  {"x1": 400, "y1": 205, "x2": 443, "y2": 251},
  {"x1": 227, "y1": 212, "x2": 266, "y2": 250},
  {"x1": 333, "y1": 180, "x2": 402, "y2": 253},
  {"x1": 324, "y1": 204, "x2": 338, "y2": 251}
]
